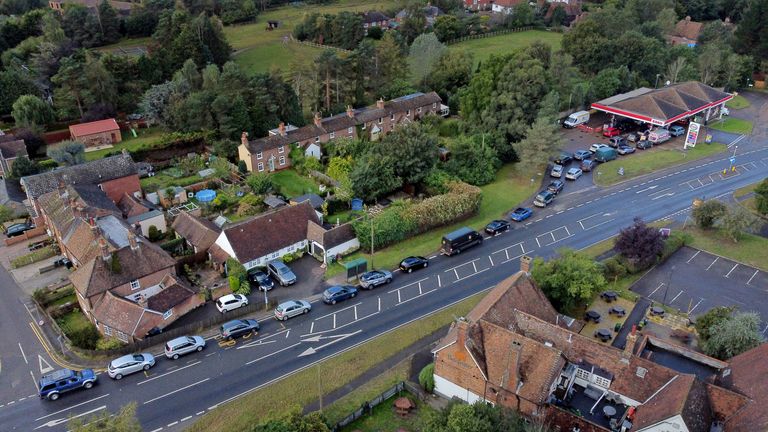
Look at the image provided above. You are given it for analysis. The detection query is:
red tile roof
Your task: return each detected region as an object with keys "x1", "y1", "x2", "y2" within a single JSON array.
[
  {"x1": 720, "y1": 343, "x2": 768, "y2": 431},
  {"x1": 69, "y1": 118, "x2": 120, "y2": 138}
]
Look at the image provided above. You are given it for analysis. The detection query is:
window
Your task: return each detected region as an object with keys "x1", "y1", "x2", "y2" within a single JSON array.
[
  {"x1": 163, "y1": 310, "x2": 173, "y2": 320},
  {"x1": 378, "y1": 117, "x2": 382, "y2": 124},
  {"x1": 433, "y1": 102, "x2": 437, "y2": 109},
  {"x1": 407, "y1": 109, "x2": 411, "y2": 116},
  {"x1": 130, "y1": 280, "x2": 140, "y2": 290},
  {"x1": 116, "y1": 331, "x2": 129, "y2": 342},
  {"x1": 97, "y1": 184, "x2": 103, "y2": 191},
  {"x1": 257, "y1": 162, "x2": 264, "y2": 172},
  {"x1": 315, "y1": 136, "x2": 320, "y2": 142},
  {"x1": 348, "y1": 127, "x2": 353, "y2": 134},
  {"x1": 288, "y1": 244, "x2": 294, "y2": 252},
  {"x1": 594, "y1": 376, "x2": 611, "y2": 388},
  {"x1": 329, "y1": 132, "x2": 335, "y2": 139},
  {"x1": 278, "y1": 146, "x2": 285, "y2": 153},
  {"x1": 417, "y1": 107, "x2": 422, "y2": 113},
  {"x1": 576, "y1": 368, "x2": 590, "y2": 381},
  {"x1": 362, "y1": 123, "x2": 366, "y2": 130},
  {"x1": 103, "y1": 325, "x2": 112, "y2": 336},
  {"x1": 279, "y1": 156, "x2": 286, "y2": 166},
  {"x1": 256, "y1": 152, "x2": 263, "y2": 160},
  {"x1": 390, "y1": 113, "x2": 394, "y2": 120}
]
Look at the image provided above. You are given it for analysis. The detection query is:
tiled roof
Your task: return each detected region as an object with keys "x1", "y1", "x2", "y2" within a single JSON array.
[
  {"x1": 0, "y1": 139, "x2": 27, "y2": 159},
  {"x1": 69, "y1": 118, "x2": 120, "y2": 137},
  {"x1": 0, "y1": 179, "x2": 26, "y2": 206},
  {"x1": 147, "y1": 275, "x2": 198, "y2": 312},
  {"x1": 21, "y1": 153, "x2": 136, "y2": 199},
  {"x1": 290, "y1": 193, "x2": 324, "y2": 209},
  {"x1": 171, "y1": 212, "x2": 221, "y2": 252},
  {"x1": 361, "y1": 10, "x2": 389, "y2": 23},
  {"x1": 307, "y1": 220, "x2": 325, "y2": 245},
  {"x1": 631, "y1": 375, "x2": 712, "y2": 431},
  {"x1": 674, "y1": 18, "x2": 703, "y2": 41},
  {"x1": 117, "y1": 193, "x2": 150, "y2": 218},
  {"x1": 91, "y1": 291, "x2": 163, "y2": 339},
  {"x1": 218, "y1": 201, "x2": 320, "y2": 263},
  {"x1": 306, "y1": 221, "x2": 357, "y2": 249},
  {"x1": 719, "y1": 343, "x2": 768, "y2": 431},
  {"x1": 705, "y1": 383, "x2": 750, "y2": 424}
]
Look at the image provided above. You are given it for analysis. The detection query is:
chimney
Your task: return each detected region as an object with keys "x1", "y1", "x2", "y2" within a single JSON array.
[
  {"x1": 278, "y1": 122, "x2": 286, "y2": 136},
  {"x1": 623, "y1": 325, "x2": 638, "y2": 358},
  {"x1": 99, "y1": 237, "x2": 110, "y2": 262},
  {"x1": 240, "y1": 131, "x2": 249, "y2": 147},
  {"x1": 520, "y1": 255, "x2": 532, "y2": 273},
  {"x1": 685, "y1": 15, "x2": 691, "y2": 21},
  {"x1": 136, "y1": 294, "x2": 147, "y2": 307},
  {"x1": 313, "y1": 112, "x2": 322, "y2": 127},
  {"x1": 89, "y1": 217, "x2": 98, "y2": 235},
  {"x1": 346, "y1": 105, "x2": 354, "y2": 118},
  {"x1": 69, "y1": 197, "x2": 79, "y2": 217},
  {"x1": 376, "y1": 98, "x2": 385, "y2": 109},
  {"x1": 121, "y1": 148, "x2": 129, "y2": 157},
  {"x1": 455, "y1": 318, "x2": 469, "y2": 348},
  {"x1": 127, "y1": 230, "x2": 140, "y2": 251},
  {"x1": 57, "y1": 179, "x2": 67, "y2": 198}
]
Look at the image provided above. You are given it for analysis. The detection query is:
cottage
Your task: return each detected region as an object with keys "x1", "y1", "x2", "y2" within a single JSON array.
[
  {"x1": 361, "y1": 11, "x2": 391, "y2": 32},
  {"x1": 118, "y1": 193, "x2": 167, "y2": 237},
  {"x1": 307, "y1": 221, "x2": 360, "y2": 264},
  {"x1": 171, "y1": 211, "x2": 221, "y2": 254},
  {"x1": 0, "y1": 135, "x2": 28, "y2": 178},
  {"x1": 395, "y1": 5, "x2": 443, "y2": 25},
  {"x1": 69, "y1": 118, "x2": 122, "y2": 149}
]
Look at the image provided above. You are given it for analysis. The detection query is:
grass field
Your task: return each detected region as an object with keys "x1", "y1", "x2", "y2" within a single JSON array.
[
  {"x1": 593, "y1": 143, "x2": 727, "y2": 186},
  {"x1": 726, "y1": 95, "x2": 750, "y2": 110},
  {"x1": 448, "y1": 30, "x2": 563, "y2": 65},
  {"x1": 271, "y1": 169, "x2": 320, "y2": 197},
  {"x1": 340, "y1": 391, "x2": 430, "y2": 432},
  {"x1": 85, "y1": 127, "x2": 165, "y2": 161},
  {"x1": 709, "y1": 118, "x2": 754, "y2": 135},
  {"x1": 683, "y1": 227, "x2": 768, "y2": 272},
  {"x1": 189, "y1": 292, "x2": 483, "y2": 432}
]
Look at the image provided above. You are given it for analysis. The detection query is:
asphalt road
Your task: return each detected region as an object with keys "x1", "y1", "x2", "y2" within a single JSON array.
[{"x1": 1, "y1": 135, "x2": 766, "y2": 431}]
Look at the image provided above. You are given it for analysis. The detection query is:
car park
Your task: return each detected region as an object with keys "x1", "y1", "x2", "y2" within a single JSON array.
[
  {"x1": 636, "y1": 141, "x2": 653, "y2": 150},
  {"x1": 107, "y1": 354, "x2": 155, "y2": 379},
  {"x1": 5, "y1": 223, "x2": 33, "y2": 237},
  {"x1": 441, "y1": 227, "x2": 483, "y2": 256},
  {"x1": 602, "y1": 127, "x2": 621, "y2": 137},
  {"x1": 274, "y1": 300, "x2": 311, "y2": 320},
  {"x1": 267, "y1": 260, "x2": 297, "y2": 286},
  {"x1": 608, "y1": 136, "x2": 627, "y2": 148},
  {"x1": 39, "y1": 369, "x2": 97, "y2": 400},
  {"x1": 399, "y1": 256, "x2": 428, "y2": 273},
  {"x1": 580, "y1": 159, "x2": 596, "y2": 172},
  {"x1": 485, "y1": 220, "x2": 510, "y2": 235},
  {"x1": 322, "y1": 285, "x2": 358, "y2": 304},
  {"x1": 533, "y1": 190, "x2": 555, "y2": 207},
  {"x1": 509, "y1": 207, "x2": 533, "y2": 222},
  {"x1": 617, "y1": 145, "x2": 636, "y2": 155},
  {"x1": 165, "y1": 336, "x2": 205, "y2": 359},
  {"x1": 554, "y1": 153, "x2": 573, "y2": 165},
  {"x1": 216, "y1": 293, "x2": 248, "y2": 313},
  {"x1": 573, "y1": 150, "x2": 592, "y2": 161},
  {"x1": 565, "y1": 168, "x2": 583, "y2": 180},
  {"x1": 220, "y1": 319, "x2": 259, "y2": 340},
  {"x1": 248, "y1": 270, "x2": 275, "y2": 291},
  {"x1": 547, "y1": 179, "x2": 564, "y2": 194},
  {"x1": 669, "y1": 125, "x2": 685, "y2": 136},
  {"x1": 359, "y1": 270, "x2": 393, "y2": 289},
  {"x1": 589, "y1": 143, "x2": 610, "y2": 153},
  {"x1": 550, "y1": 164, "x2": 563, "y2": 178}
]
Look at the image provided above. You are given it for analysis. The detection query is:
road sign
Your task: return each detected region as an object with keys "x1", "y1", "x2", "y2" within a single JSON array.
[
  {"x1": 684, "y1": 122, "x2": 701, "y2": 149},
  {"x1": 729, "y1": 157, "x2": 736, "y2": 165}
]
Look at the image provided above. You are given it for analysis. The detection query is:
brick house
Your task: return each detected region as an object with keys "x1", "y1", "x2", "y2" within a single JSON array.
[
  {"x1": 238, "y1": 92, "x2": 446, "y2": 173},
  {"x1": 432, "y1": 261, "x2": 764, "y2": 431},
  {"x1": 69, "y1": 118, "x2": 122, "y2": 150},
  {"x1": 0, "y1": 134, "x2": 28, "y2": 178},
  {"x1": 361, "y1": 11, "x2": 390, "y2": 32}
]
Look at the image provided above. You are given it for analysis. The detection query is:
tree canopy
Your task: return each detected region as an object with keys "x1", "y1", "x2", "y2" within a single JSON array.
[
  {"x1": 531, "y1": 249, "x2": 607, "y2": 312},
  {"x1": 614, "y1": 218, "x2": 664, "y2": 271}
]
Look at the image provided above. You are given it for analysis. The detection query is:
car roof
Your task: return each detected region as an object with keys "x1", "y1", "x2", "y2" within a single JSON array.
[
  {"x1": 279, "y1": 300, "x2": 301, "y2": 307},
  {"x1": 41, "y1": 369, "x2": 74, "y2": 383},
  {"x1": 514, "y1": 207, "x2": 529, "y2": 212},
  {"x1": 568, "y1": 167, "x2": 581, "y2": 172}
]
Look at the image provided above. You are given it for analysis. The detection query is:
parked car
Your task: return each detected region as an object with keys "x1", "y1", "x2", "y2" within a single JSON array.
[
  {"x1": 164, "y1": 336, "x2": 205, "y2": 360},
  {"x1": 721, "y1": 107, "x2": 730, "y2": 116},
  {"x1": 550, "y1": 164, "x2": 564, "y2": 178},
  {"x1": 602, "y1": 127, "x2": 621, "y2": 137},
  {"x1": 617, "y1": 145, "x2": 636, "y2": 155},
  {"x1": 322, "y1": 285, "x2": 358, "y2": 304},
  {"x1": 107, "y1": 354, "x2": 155, "y2": 380},
  {"x1": 39, "y1": 369, "x2": 97, "y2": 400},
  {"x1": 573, "y1": 150, "x2": 592, "y2": 161},
  {"x1": 359, "y1": 270, "x2": 393, "y2": 289},
  {"x1": 554, "y1": 153, "x2": 573, "y2": 165},
  {"x1": 626, "y1": 132, "x2": 640, "y2": 143},
  {"x1": 53, "y1": 257, "x2": 72, "y2": 268},
  {"x1": 608, "y1": 136, "x2": 627, "y2": 148},
  {"x1": 636, "y1": 140, "x2": 653, "y2": 150},
  {"x1": 565, "y1": 168, "x2": 583, "y2": 180},
  {"x1": 248, "y1": 270, "x2": 274, "y2": 291},
  {"x1": 399, "y1": 256, "x2": 428, "y2": 273},
  {"x1": 216, "y1": 294, "x2": 248, "y2": 313},
  {"x1": 274, "y1": 300, "x2": 311, "y2": 320},
  {"x1": 220, "y1": 319, "x2": 259, "y2": 340},
  {"x1": 533, "y1": 190, "x2": 555, "y2": 207},
  {"x1": 547, "y1": 179, "x2": 565, "y2": 195},
  {"x1": 267, "y1": 260, "x2": 297, "y2": 286},
  {"x1": 669, "y1": 125, "x2": 686, "y2": 137},
  {"x1": 580, "y1": 159, "x2": 597, "y2": 172},
  {"x1": 441, "y1": 227, "x2": 483, "y2": 256},
  {"x1": 509, "y1": 207, "x2": 533, "y2": 222},
  {"x1": 5, "y1": 223, "x2": 33, "y2": 237},
  {"x1": 594, "y1": 147, "x2": 618, "y2": 162},
  {"x1": 485, "y1": 220, "x2": 510, "y2": 235},
  {"x1": 589, "y1": 143, "x2": 610, "y2": 153}
]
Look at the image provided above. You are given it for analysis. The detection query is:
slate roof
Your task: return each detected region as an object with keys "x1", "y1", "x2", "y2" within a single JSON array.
[
  {"x1": 0, "y1": 179, "x2": 26, "y2": 207},
  {"x1": 171, "y1": 211, "x2": 221, "y2": 252},
  {"x1": 0, "y1": 139, "x2": 27, "y2": 159},
  {"x1": 218, "y1": 201, "x2": 320, "y2": 263},
  {"x1": 306, "y1": 221, "x2": 357, "y2": 249},
  {"x1": 361, "y1": 10, "x2": 389, "y2": 23},
  {"x1": 290, "y1": 193, "x2": 324, "y2": 209},
  {"x1": 69, "y1": 118, "x2": 120, "y2": 137},
  {"x1": 21, "y1": 153, "x2": 137, "y2": 200}
]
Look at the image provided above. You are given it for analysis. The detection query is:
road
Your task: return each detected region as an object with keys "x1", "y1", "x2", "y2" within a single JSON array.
[{"x1": 1, "y1": 138, "x2": 766, "y2": 431}]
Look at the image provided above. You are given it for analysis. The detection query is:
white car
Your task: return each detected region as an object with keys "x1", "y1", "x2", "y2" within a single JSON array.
[
  {"x1": 550, "y1": 164, "x2": 564, "y2": 178},
  {"x1": 565, "y1": 168, "x2": 583, "y2": 180},
  {"x1": 216, "y1": 294, "x2": 248, "y2": 313},
  {"x1": 589, "y1": 143, "x2": 610, "y2": 153}
]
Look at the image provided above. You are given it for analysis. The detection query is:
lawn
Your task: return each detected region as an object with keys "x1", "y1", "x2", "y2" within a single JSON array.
[
  {"x1": 593, "y1": 142, "x2": 727, "y2": 186},
  {"x1": 56, "y1": 309, "x2": 92, "y2": 336},
  {"x1": 140, "y1": 170, "x2": 203, "y2": 191},
  {"x1": 709, "y1": 118, "x2": 754, "y2": 135},
  {"x1": 327, "y1": 163, "x2": 540, "y2": 277},
  {"x1": 85, "y1": 127, "x2": 165, "y2": 161},
  {"x1": 683, "y1": 227, "x2": 768, "y2": 272},
  {"x1": 726, "y1": 95, "x2": 750, "y2": 110},
  {"x1": 11, "y1": 246, "x2": 56, "y2": 269},
  {"x1": 340, "y1": 391, "x2": 431, "y2": 432},
  {"x1": 448, "y1": 30, "x2": 563, "y2": 66},
  {"x1": 271, "y1": 169, "x2": 320, "y2": 198},
  {"x1": 189, "y1": 292, "x2": 483, "y2": 432}
]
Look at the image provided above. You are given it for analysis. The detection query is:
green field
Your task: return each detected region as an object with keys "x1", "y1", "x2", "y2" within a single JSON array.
[
  {"x1": 594, "y1": 143, "x2": 727, "y2": 186},
  {"x1": 726, "y1": 95, "x2": 750, "y2": 110},
  {"x1": 709, "y1": 118, "x2": 754, "y2": 135},
  {"x1": 448, "y1": 30, "x2": 563, "y2": 65},
  {"x1": 85, "y1": 127, "x2": 165, "y2": 161},
  {"x1": 270, "y1": 169, "x2": 320, "y2": 198}
]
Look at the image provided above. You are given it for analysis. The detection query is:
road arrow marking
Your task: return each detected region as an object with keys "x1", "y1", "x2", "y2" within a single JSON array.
[
  {"x1": 38, "y1": 355, "x2": 53, "y2": 374},
  {"x1": 635, "y1": 185, "x2": 658, "y2": 194},
  {"x1": 35, "y1": 405, "x2": 107, "y2": 429},
  {"x1": 236, "y1": 339, "x2": 277, "y2": 350},
  {"x1": 298, "y1": 330, "x2": 362, "y2": 357},
  {"x1": 651, "y1": 193, "x2": 675, "y2": 200}
]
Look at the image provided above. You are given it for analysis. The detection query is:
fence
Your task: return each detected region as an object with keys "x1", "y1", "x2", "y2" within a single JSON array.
[
  {"x1": 292, "y1": 38, "x2": 352, "y2": 54},
  {"x1": 309, "y1": 170, "x2": 340, "y2": 188},
  {"x1": 332, "y1": 381, "x2": 426, "y2": 431},
  {"x1": 4, "y1": 226, "x2": 48, "y2": 246},
  {"x1": 445, "y1": 26, "x2": 535, "y2": 45}
]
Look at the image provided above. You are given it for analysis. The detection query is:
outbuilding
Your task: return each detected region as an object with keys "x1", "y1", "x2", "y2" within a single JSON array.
[{"x1": 69, "y1": 118, "x2": 122, "y2": 150}]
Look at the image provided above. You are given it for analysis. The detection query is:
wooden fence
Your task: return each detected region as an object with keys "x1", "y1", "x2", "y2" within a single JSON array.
[
  {"x1": 331, "y1": 381, "x2": 426, "y2": 431},
  {"x1": 445, "y1": 26, "x2": 535, "y2": 45},
  {"x1": 4, "y1": 226, "x2": 47, "y2": 246},
  {"x1": 292, "y1": 38, "x2": 352, "y2": 54}
]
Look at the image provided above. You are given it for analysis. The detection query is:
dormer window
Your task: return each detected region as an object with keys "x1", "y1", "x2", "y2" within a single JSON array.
[
  {"x1": 329, "y1": 131, "x2": 335, "y2": 139},
  {"x1": 130, "y1": 280, "x2": 140, "y2": 290}
]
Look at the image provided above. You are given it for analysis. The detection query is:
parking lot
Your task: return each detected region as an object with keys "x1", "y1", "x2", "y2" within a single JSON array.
[{"x1": 631, "y1": 246, "x2": 768, "y2": 335}]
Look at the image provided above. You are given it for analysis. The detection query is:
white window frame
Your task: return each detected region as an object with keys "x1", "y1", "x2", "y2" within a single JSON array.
[
  {"x1": 362, "y1": 123, "x2": 367, "y2": 130},
  {"x1": 329, "y1": 131, "x2": 335, "y2": 139},
  {"x1": 103, "y1": 325, "x2": 112, "y2": 336},
  {"x1": 390, "y1": 113, "x2": 394, "y2": 121},
  {"x1": 417, "y1": 107, "x2": 422, "y2": 113},
  {"x1": 116, "y1": 330, "x2": 129, "y2": 342},
  {"x1": 163, "y1": 310, "x2": 173, "y2": 320},
  {"x1": 348, "y1": 127, "x2": 353, "y2": 134},
  {"x1": 378, "y1": 117, "x2": 382, "y2": 124},
  {"x1": 407, "y1": 109, "x2": 411, "y2": 116},
  {"x1": 279, "y1": 156, "x2": 286, "y2": 166},
  {"x1": 130, "y1": 279, "x2": 140, "y2": 290},
  {"x1": 278, "y1": 146, "x2": 285, "y2": 154},
  {"x1": 433, "y1": 102, "x2": 437, "y2": 109},
  {"x1": 256, "y1": 152, "x2": 263, "y2": 160},
  {"x1": 257, "y1": 162, "x2": 264, "y2": 172},
  {"x1": 315, "y1": 136, "x2": 320, "y2": 142}
]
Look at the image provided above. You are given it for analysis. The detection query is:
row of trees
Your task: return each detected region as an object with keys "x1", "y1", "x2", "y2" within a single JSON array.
[{"x1": 293, "y1": 11, "x2": 365, "y2": 50}]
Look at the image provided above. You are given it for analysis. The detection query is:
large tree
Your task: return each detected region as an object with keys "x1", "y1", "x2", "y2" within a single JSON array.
[
  {"x1": 0, "y1": 69, "x2": 39, "y2": 116},
  {"x1": 692, "y1": 199, "x2": 728, "y2": 229},
  {"x1": 754, "y1": 177, "x2": 768, "y2": 215},
  {"x1": 11, "y1": 94, "x2": 54, "y2": 130},
  {"x1": 425, "y1": 50, "x2": 473, "y2": 109},
  {"x1": 613, "y1": 218, "x2": 664, "y2": 271},
  {"x1": 512, "y1": 114, "x2": 562, "y2": 167},
  {"x1": 68, "y1": 402, "x2": 142, "y2": 432},
  {"x1": 379, "y1": 123, "x2": 438, "y2": 185},
  {"x1": 733, "y1": 0, "x2": 768, "y2": 62},
  {"x1": 47, "y1": 140, "x2": 85, "y2": 166},
  {"x1": 443, "y1": 134, "x2": 500, "y2": 186},
  {"x1": 97, "y1": 0, "x2": 121, "y2": 44},
  {"x1": 408, "y1": 33, "x2": 446, "y2": 87},
  {"x1": 720, "y1": 204, "x2": 758, "y2": 242},
  {"x1": 703, "y1": 312, "x2": 764, "y2": 360},
  {"x1": 349, "y1": 152, "x2": 400, "y2": 201},
  {"x1": 694, "y1": 306, "x2": 736, "y2": 342},
  {"x1": 531, "y1": 249, "x2": 607, "y2": 312}
]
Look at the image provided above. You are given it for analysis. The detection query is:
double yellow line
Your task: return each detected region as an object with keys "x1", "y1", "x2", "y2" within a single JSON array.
[{"x1": 28, "y1": 321, "x2": 106, "y2": 372}]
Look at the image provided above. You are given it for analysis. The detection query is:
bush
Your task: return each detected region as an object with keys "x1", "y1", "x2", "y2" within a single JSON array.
[
  {"x1": 692, "y1": 200, "x2": 728, "y2": 229},
  {"x1": 67, "y1": 323, "x2": 101, "y2": 350},
  {"x1": 160, "y1": 237, "x2": 184, "y2": 252},
  {"x1": 238, "y1": 160, "x2": 248, "y2": 174},
  {"x1": 419, "y1": 363, "x2": 435, "y2": 393},
  {"x1": 96, "y1": 337, "x2": 125, "y2": 351},
  {"x1": 602, "y1": 256, "x2": 627, "y2": 279},
  {"x1": 659, "y1": 231, "x2": 691, "y2": 263},
  {"x1": 147, "y1": 225, "x2": 162, "y2": 241}
]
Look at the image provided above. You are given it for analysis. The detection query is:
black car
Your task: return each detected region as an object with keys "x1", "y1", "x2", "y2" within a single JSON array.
[
  {"x1": 220, "y1": 319, "x2": 260, "y2": 340},
  {"x1": 399, "y1": 256, "x2": 429, "y2": 273},
  {"x1": 554, "y1": 153, "x2": 574, "y2": 165},
  {"x1": 5, "y1": 223, "x2": 33, "y2": 237},
  {"x1": 547, "y1": 179, "x2": 565, "y2": 195},
  {"x1": 322, "y1": 285, "x2": 359, "y2": 304},
  {"x1": 248, "y1": 270, "x2": 275, "y2": 291},
  {"x1": 485, "y1": 220, "x2": 510, "y2": 235}
]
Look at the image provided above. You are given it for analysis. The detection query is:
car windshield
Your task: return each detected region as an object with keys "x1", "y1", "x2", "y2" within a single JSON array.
[
  {"x1": 276, "y1": 305, "x2": 284, "y2": 312},
  {"x1": 186, "y1": 337, "x2": 195, "y2": 344}
]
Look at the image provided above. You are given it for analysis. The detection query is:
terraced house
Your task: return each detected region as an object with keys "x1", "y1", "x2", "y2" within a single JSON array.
[{"x1": 238, "y1": 92, "x2": 448, "y2": 173}]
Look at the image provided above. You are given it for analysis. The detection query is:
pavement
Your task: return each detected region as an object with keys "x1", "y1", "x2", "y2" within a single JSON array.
[{"x1": 0, "y1": 93, "x2": 765, "y2": 432}]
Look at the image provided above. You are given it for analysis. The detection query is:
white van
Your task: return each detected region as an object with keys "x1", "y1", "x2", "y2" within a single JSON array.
[
  {"x1": 648, "y1": 128, "x2": 671, "y2": 144},
  {"x1": 563, "y1": 111, "x2": 590, "y2": 128}
]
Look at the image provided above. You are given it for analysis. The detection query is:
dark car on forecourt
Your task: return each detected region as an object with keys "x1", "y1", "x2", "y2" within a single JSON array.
[
  {"x1": 249, "y1": 270, "x2": 275, "y2": 291},
  {"x1": 220, "y1": 319, "x2": 260, "y2": 340}
]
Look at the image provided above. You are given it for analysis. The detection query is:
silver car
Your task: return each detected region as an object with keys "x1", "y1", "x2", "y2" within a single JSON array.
[
  {"x1": 267, "y1": 260, "x2": 297, "y2": 286},
  {"x1": 274, "y1": 300, "x2": 311, "y2": 321},
  {"x1": 107, "y1": 353, "x2": 155, "y2": 380},
  {"x1": 164, "y1": 336, "x2": 206, "y2": 360},
  {"x1": 359, "y1": 270, "x2": 393, "y2": 289}
]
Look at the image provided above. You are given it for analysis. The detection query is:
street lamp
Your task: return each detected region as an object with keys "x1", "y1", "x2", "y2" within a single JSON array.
[{"x1": 654, "y1": 74, "x2": 661, "y2": 89}]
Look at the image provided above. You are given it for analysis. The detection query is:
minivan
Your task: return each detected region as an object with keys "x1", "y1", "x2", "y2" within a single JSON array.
[
  {"x1": 164, "y1": 336, "x2": 206, "y2": 360},
  {"x1": 267, "y1": 260, "x2": 297, "y2": 286},
  {"x1": 441, "y1": 227, "x2": 483, "y2": 256},
  {"x1": 534, "y1": 190, "x2": 555, "y2": 207}
]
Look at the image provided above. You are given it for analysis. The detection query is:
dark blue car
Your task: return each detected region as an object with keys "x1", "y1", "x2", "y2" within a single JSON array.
[
  {"x1": 485, "y1": 220, "x2": 510, "y2": 235},
  {"x1": 39, "y1": 369, "x2": 97, "y2": 401},
  {"x1": 509, "y1": 207, "x2": 533, "y2": 222},
  {"x1": 399, "y1": 256, "x2": 429, "y2": 273},
  {"x1": 322, "y1": 285, "x2": 359, "y2": 305}
]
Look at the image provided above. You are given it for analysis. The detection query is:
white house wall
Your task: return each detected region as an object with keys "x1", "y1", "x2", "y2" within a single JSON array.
[
  {"x1": 305, "y1": 144, "x2": 321, "y2": 159},
  {"x1": 434, "y1": 375, "x2": 484, "y2": 404},
  {"x1": 243, "y1": 240, "x2": 308, "y2": 270},
  {"x1": 139, "y1": 214, "x2": 167, "y2": 237},
  {"x1": 214, "y1": 232, "x2": 237, "y2": 259},
  {"x1": 326, "y1": 239, "x2": 360, "y2": 261}
]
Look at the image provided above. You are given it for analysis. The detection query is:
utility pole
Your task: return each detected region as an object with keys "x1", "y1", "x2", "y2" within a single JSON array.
[
  {"x1": 369, "y1": 210, "x2": 375, "y2": 269},
  {"x1": 317, "y1": 364, "x2": 323, "y2": 411}
]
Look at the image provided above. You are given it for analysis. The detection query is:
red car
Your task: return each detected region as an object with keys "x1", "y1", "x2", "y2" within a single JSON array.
[{"x1": 602, "y1": 127, "x2": 621, "y2": 137}]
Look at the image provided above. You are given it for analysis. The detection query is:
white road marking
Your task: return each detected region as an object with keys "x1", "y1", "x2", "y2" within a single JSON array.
[
  {"x1": 396, "y1": 289, "x2": 438, "y2": 305},
  {"x1": 488, "y1": 255, "x2": 494, "y2": 267},
  {"x1": 725, "y1": 264, "x2": 738, "y2": 278},
  {"x1": 354, "y1": 306, "x2": 358, "y2": 320},
  {"x1": 35, "y1": 405, "x2": 107, "y2": 429},
  {"x1": 180, "y1": 416, "x2": 193, "y2": 422},
  {"x1": 651, "y1": 192, "x2": 675, "y2": 200},
  {"x1": 35, "y1": 394, "x2": 110, "y2": 421},
  {"x1": 18, "y1": 343, "x2": 27, "y2": 365},
  {"x1": 377, "y1": 297, "x2": 381, "y2": 312},
  {"x1": 567, "y1": 207, "x2": 574, "y2": 211},
  {"x1": 556, "y1": 210, "x2": 564, "y2": 215},
  {"x1": 196, "y1": 411, "x2": 205, "y2": 416},
  {"x1": 167, "y1": 422, "x2": 179, "y2": 427},
  {"x1": 747, "y1": 270, "x2": 759, "y2": 285},
  {"x1": 397, "y1": 290, "x2": 401, "y2": 303},
  {"x1": 309, "y1": 322, "x2": 314, "y2": 334},
  {"x1": 137, "y1": 361, "x2": 201, "y2": 386},
  {"x1": 298, "y1": 330, "x2": 362, "y2": 357},
  {"x1": 472, "y1": 261, "x2": 477, "y2": 273},
  {"x1": 706, "y1": 257, "x2": 719, "y2": 271},
  {"x1": 38, "y1": 354, "x2": 53, "y2": 374},
  {"x1": 689, "y1": 299, "x2": 704, "y2": 314},
  {"x1": 686, "y1": 250, "x2": 700, "y2": 263},
  {"x1": 437, "y1": 275, "x2": 442, "y2": 287},
  {"x1": 535, "y1": 237, "x2": 541, "y2": 248},
  {"x1": 285, "y1": 330, "x2": 290, "y2": 338},
  {"x1": 762, "y1": 324, "x2": 768, "y2": 336},
  {"x1": 650, "y1": 282, "x2": 664, "y2": 297},
  {"x1": 670, "y1": 291, "x2": 684, "y2": 303},
  {"x1": 150, "y1": 428, "x2": 163, "y2": 432},
  {"x1": 314, "y1": 302, "x2": 362, "y2": 321},
  {"x1": 245, "y1": 343, "x2": 302, "y2": 365},
  {"x1": 648, "y1": 187, "x2": 672, "y2": 196},
  {"x1": 333, "y1": 314, "x2": 336, "y2": 329}
]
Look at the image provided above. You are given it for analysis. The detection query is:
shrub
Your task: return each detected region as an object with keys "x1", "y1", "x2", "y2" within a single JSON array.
[
  {"x1": 692, "y1": 200, "x2": 727, "y2": 229},
  {"x1": 96, "y1": 337, "x2": 125, "y2": 351},
  {"x1": 419, "y1": 363, "x2": 435, "y2": 392},
  {"x1": 237, "y1": 160, "x2": 248, "y2": 174},
  {"x1": 659, "y1": 231, "x2": 691, "y2": 262},
  {"x1": 109, "y1": 252, "x2": 122, "y2": 273},
  {"x1": 602, "y1": 256, "x2": 627, "y2": 279},
  {"x1": 67, "y1": 323, "x2": 101, "y2": 350},
  {"x1": 160, "y1": 237, "x2": 184, "y2": 252},
  {"x1": 147, "y1": 225, "x2": 162, "y2": 241}
]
